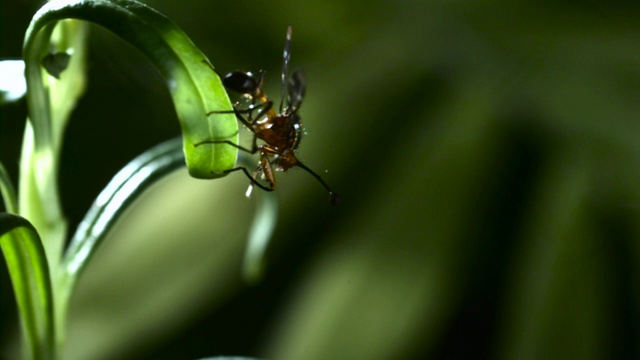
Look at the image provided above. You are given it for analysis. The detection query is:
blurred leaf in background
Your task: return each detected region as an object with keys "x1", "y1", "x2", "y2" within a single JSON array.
[{"x1": 2, "y1": 0, "x2": 640, "y2": 359}]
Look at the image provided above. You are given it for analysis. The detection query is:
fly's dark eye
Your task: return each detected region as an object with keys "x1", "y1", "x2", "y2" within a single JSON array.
[{"x1": 223, "y1": 71, "x2": 260, "y2": 94}]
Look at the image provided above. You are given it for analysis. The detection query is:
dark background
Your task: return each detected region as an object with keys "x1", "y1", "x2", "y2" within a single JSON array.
[{"x1": 2, "y1": 0, "x2": 640, "y2": 359}]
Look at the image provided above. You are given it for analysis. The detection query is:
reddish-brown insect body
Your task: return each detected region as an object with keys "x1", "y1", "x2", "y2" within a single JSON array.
[{"x1": 197, "y1": 26, "x2": 340, "y2": 205}]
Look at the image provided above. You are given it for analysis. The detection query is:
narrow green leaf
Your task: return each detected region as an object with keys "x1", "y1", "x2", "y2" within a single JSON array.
[
  {"x1": 19, "y1": 17, "x2": 88, "y2": 273},
  {"x1": 0, "y1": 213, "x2": 55, "y2": 360},
  {"x1": 23, "y1": 0, "x2": 238, "y2": 179},
  {"x1": 0, "y1": 162, "x2": 18, "y2": 213},
  {"x1": 61, "y1": 138, "x2": 184, "y2": 285},
  {"x1": 21, "y1": 0, "x2": 237, "y2": 270},
  {"x1": 498, "y1": 156, "x2": 604, "y2": 359},
  {"x1": 56, "y1": 138, "x2": 279, "y2": 333},
  {"x1": 56, "y1": 137, "x2": 185, "y2": 335}
]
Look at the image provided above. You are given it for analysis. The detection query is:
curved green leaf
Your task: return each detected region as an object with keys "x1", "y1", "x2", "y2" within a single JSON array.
[
  {"x1": 60, "y1": 137, "x2": 185, "y2": 286},
  {"x1": 0, "y1": 213, "x2": 54, "y2": 360},
  {"x1": 56, "y1": 137, "x2": 185, "y2": 338},
  {"x1": 23, "y1": 0, "x2": 237, "y2": 179},
  {"x1": 0, "y1": 162, "x2": 18, "y2": 213},
  {"x1": 56, "y1": 137, "x2": 278, "y2": 342},
  {"x1": 20, "y1": 16, "x2": 87, "y2": 274},
  {"x1": 22, "y1": 0, "x2": 239, "y2": 325},
  {"x1": 58, "y1": 137, "x2": 279, "y2": 296}
]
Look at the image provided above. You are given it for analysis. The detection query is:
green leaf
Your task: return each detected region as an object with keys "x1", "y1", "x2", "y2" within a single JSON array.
[
  {"x1": 0, "y1": 161, "x2": 18, "y2": 213},
  {"x1": 23, "y1": 0, "x2": 238, "y2": 179},
  {"x1": 55, "y1": 137, "x2": 185, "y2": 339},
  {"x1": 57, "y1": 138, "x2": 279, "y2": 345},
  {"x1": 60, "y1": 138, "x2": 184, "y2": 288},
  {"x1": 20, "y1": 17, "x2": 88, "y2": 272},
  {"x1": 57, "y1": 138, "x2": 279, "y2": 307},
  {"x1": 0, "y1": 213, "x2": 55, "y2": 360},
  {"x1": 0, "y1": 60, "x2": 27, "y2": 104},
  {"x1": 497, "y1": 157, "x2": 605, "y2": 359},
  {"x1": 21, "y1": 0, "x2": 238, "y2": 273}
]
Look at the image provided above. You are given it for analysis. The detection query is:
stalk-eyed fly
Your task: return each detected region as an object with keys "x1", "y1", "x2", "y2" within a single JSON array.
[{"x1": 197, "y1": 26, "x2": 340, "y2": 205}]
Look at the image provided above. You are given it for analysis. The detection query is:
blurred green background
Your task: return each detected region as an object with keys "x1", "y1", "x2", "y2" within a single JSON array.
[{"x1": 2, "y1": 0, "x2": 640, "y2": 359}]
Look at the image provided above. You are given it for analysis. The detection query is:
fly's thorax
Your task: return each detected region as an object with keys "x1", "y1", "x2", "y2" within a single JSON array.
[{"x1": 255, "y1": 114, "x2": 301, "y2": 150}]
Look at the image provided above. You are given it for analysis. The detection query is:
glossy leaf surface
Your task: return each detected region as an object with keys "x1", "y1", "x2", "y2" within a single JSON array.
[{"x1": 0, "y1": 213, "x2": 54, "y2": 360}]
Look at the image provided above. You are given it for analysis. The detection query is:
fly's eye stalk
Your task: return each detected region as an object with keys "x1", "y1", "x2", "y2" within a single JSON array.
[{"x1": 223, "y1": 71, "x2": 260, "y2": 95}]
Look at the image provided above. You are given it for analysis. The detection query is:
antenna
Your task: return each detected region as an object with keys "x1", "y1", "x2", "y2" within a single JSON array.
[{"x1": 296, "y1": 161, "x2": 341, "y2": 206}]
